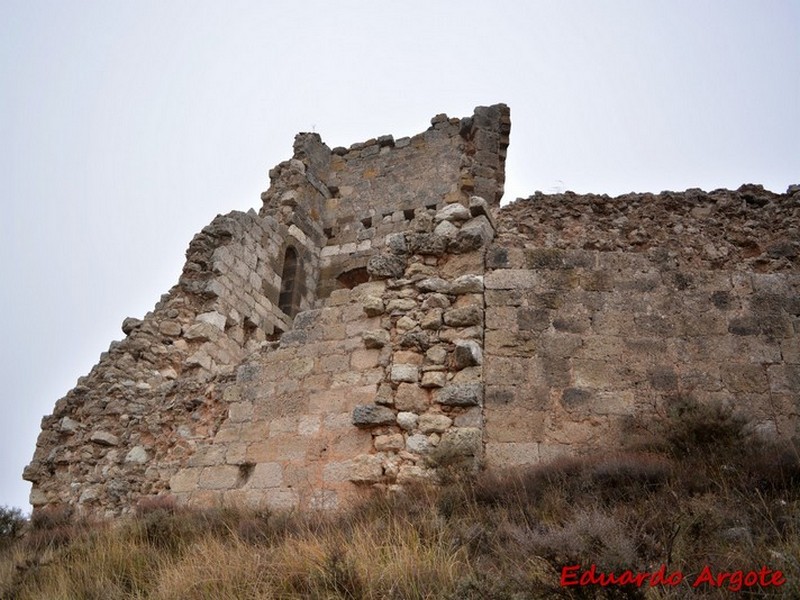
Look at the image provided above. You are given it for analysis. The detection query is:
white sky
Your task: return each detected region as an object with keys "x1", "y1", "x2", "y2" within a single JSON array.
[{"x1": 1, "y1": 1, "x2": 798, "y2": 511}]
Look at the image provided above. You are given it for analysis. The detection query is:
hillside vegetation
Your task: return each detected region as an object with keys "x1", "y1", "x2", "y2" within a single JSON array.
[{"x1": 2, "y1": 399, "x2": 799, "y2": 599}]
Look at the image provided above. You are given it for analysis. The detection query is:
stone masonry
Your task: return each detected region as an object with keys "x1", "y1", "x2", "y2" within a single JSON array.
[{"x1": 25, "y1": 104, "x2": 799, "y2": 516}]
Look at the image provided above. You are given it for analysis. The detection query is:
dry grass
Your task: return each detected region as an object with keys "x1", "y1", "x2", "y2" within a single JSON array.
[{"x1": 3, "y1": 405, "x2": 800, "y2": 599}]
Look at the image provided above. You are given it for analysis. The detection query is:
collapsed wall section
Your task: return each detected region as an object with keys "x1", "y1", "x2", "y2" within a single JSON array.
[
  {"x1": 24, "y1": 211, "x2": 320, "y2": 514},
  {"x1": 484, "y1": 187, "x2": 800, "y2": 467},
  {"x1": 25, "y1": 104, "x2": 512, "y2": 516}
]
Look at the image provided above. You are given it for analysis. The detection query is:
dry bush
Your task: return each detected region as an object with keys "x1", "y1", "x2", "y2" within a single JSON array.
[{"x1": 0, "y1": 507, "x2": 25, "y2": 551}]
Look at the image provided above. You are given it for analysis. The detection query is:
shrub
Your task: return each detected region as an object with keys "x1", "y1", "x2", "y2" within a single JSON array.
[
  {"x1": 0, "y1": 506, "x2": 25, "y2": 548},
  {"x1": 661, "y1": 394, "x2": 747, "y2": 457},
  {"x1": 25, "y1": 504, "x2": 76, "y2": 552}
]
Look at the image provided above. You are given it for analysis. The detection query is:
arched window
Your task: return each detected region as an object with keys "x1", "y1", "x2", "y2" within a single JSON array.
[{"x1": 278, "y1": 247, "x2": 300, "y2": 318}]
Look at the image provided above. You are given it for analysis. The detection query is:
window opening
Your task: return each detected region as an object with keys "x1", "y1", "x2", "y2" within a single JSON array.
[{"x1": 279, "y1": 247, "x2": 300, "y2": 318}]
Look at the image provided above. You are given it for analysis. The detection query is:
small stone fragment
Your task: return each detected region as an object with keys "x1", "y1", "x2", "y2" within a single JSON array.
[
  {"x1": 362, "y1": 329, "x2": 390, "y2": 349},
  {"x1": 406, "y1": 434, "x2": 431, "y2": 454},
  {"x1": 396, "y1": 411, "x2": 419, "y2": 431},
  {"x1": 90, "y1": 431, "x2": 120, "y2": 447},
  {"x1": 450, "y1": 274, "x2": 484, "y2": 295},
  {"x1": 158, "y1": 320, "x2": 182, "y2": 337},
  {"x1": 418, "y1": 413, "x2": 452, "y2": 434},
  {"x1": 58, "y1": 417, "x2": 80, "y2": 434},
  {"x1": 196, "y1": 311, "x2": 227, "y2": 330},
  {"x1": 416, "y1": 277, "x2": 452, "y2": 294},
  {"x1": 386, "y1": 233, "x2": 407, "y2": 255},
  {"x1": 420, "y1": 309, "x2": 443, "y2": 330},
  {"x1": 391, "y1": 364, "x2": 419, "y2": 383},
  {"x1": 121, "y1": 317, "x2": 143, "y2": 335},
  {"x1": 375, "y1": 434, "x2": 405, "y2": 452},
  {"x1": 125, "y1": 446, "x2": 148, "y2": 464},
  {"x1": 421, "y1": 371, "x2": 446, "y2": 388},
  {"x1": 363, "y1": 295, "x2": 385, "y2": 317},
  {"x1": 435, "y1": 203, "x2": 471, "y2": 223}
]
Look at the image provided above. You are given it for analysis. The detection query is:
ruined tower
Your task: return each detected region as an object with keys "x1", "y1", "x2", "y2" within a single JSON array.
[{"x1": 25, "y1": 104, "x2": 799, "y2": 516}]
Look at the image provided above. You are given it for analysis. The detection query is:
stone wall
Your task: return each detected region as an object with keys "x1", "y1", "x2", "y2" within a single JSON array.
[
  {"x1": 484, "y1": 187, "x2": 800, "y2": 467},
  {"x1": 24, "y1": 211, "x2": 318, "y2": 514},
  {"x1": 24, "y1": 104, "x2": 799, "y2": 518},
  {"x1": 168, "y1": 198, "x2": 497, "y2": 511}
]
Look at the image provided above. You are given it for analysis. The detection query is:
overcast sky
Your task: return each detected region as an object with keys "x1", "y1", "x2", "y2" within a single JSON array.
[{"x1": 1, "y1": 1, "x2": 798, "y2": 511}]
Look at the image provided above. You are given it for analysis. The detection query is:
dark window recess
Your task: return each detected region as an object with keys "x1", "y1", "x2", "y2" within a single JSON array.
[
  {"x1": 279, "y1": 247, "x2": 301, "y2": 318},
  {"x1": 403, "y1": 209, "x2": 415, "y2": 220},
  {"x1": 361, "y1": 217, "x2": 372, "y2": 229},
  {"x1": 337, "y1": 267, "x2": 369, "y2": 290},
  {"x1": 426, "y1": 203, "x2": 437, "y2": 211},
  {"x1": 323, "y1": 227, "x2": 333, "y2": 238}
]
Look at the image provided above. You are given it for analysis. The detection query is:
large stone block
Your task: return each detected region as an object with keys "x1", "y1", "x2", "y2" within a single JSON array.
[
  {"x1": 198, "y1": 465, "x2": 241, "y2": 490},
  {"x1": 247, "y1": 462, "x2": 283, "y2": 489},
  {"x1": 352, "y1": 404, "x2": 396, "y2": 427},
  {"x1": 436, "y1": 428, "x2": 482, "y2": 457},
  {"x1": 435, "y1": 383, "x2": 483, "y2": 406},
  {"x1": 394, "y1": 383, "x2": 429, "y2": 412},
  {"x1": 367, "y1": 255, "x2": 406, "y2": 278}
]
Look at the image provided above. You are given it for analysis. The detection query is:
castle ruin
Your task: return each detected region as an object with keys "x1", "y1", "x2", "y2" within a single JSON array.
[{"x1": 24, "y1": 104, "x2": 800, "y2": 516}]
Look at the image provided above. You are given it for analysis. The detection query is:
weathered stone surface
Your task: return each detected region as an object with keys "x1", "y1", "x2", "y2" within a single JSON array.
[
  {"x1": 348, "y1": 454, "x2": 385, "y2": 482},
  {"x1": 196, "y1": 311, "x2": 227, "y2": 330},
  {"x1": 421, "y1": 370, "x2": 447, "y2": 388},
  {"x1": 199, "y1": 465, "x2": 240, "y2": 490},
  {"x1": 451, "y1": 274, "x2": 484, "y2": 294},
  {"x1": 435, "y1": 383, "x2": 483, "y2": 406},
  {"x1": 125, "y1": 446, "x2": 148, "y2": 464},
  {"x1": 159, "y1": 320, "x2": 182, "y2": 337},
  {"x1": 437, "y1": 428, "x2": 482, "y2": 457},
  {"x1": 385, "y1": 233, "x2": 407, "y2": 255},
  {"x1": 121, "y1": 317, "x2": 143, "y2": 335},
  {"x1": 405, "y1": 233, "x2": 448, "y2": 256},
  {"x1": 416, "y1": 277, "x2": 452, "y2": 293},
  {"x1": 352, "y1": 404, "x2": 396, "y2": 427},
  {"x1": 367, "y1": 255, "x2": 406, "y2": 278},
  {"x1": 375, "y1": 433, "x2": 405, "y2": 451},
  {"x1": 394, "y1": 383, "x2": 429, "y2": 412},
  {"x1": 363, "y1": 296, "x2": 385, "y2": 316},
  {"x1": 387, "y1": 298, "x2": 417, "y2": 313},
  {"x1": 396, "y1": 411, "x2": 419, "y2": 431},
  {"x1": 443, "y1": 306, "x2": 483, "y2": 327},
  {"x1": 184, "y1": 321, "x2": 221, "y2": 341},
  {"x1": 435, "y1": 203, "x2": 471, "y2": 222},
  {"x1": 90, "y1": 431, "x2": 119, "y2": 447},
  {"x1": 406, "y1": 434, "x2": 431, "y2": 454},
  {"x1": 391, "y1": 364, "x2": 419, "y2": 383},
  {"x1": 58, "y1": 417, "x2": 80, "y2": 434},
  {"x1": 453, "y1": 340, "x2": 483, "y2": 369},
  {"x1": 248, "y1": 462, "x2": 282, "y2": 488},
  {"x1": 362, "y1": 329, "x2": 390, "y2": 348},
  {"x1": 418, "y1": 413, "x2": 452, "y2": 434}
]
